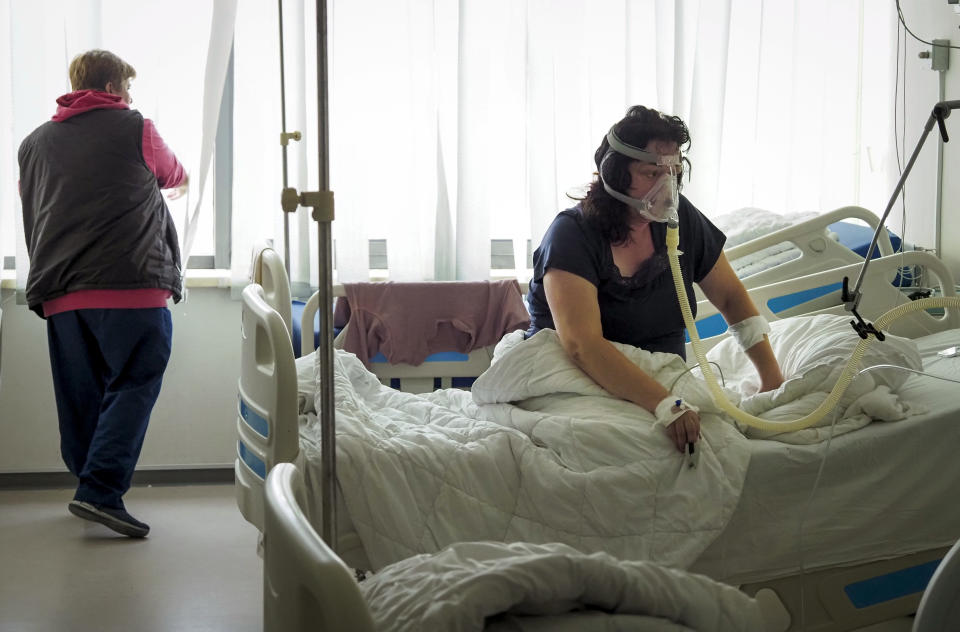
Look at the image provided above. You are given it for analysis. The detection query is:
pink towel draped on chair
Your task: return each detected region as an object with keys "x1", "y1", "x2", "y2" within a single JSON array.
[{"x1": 332, "y1": 280, "x2": 531, "y2": 367}]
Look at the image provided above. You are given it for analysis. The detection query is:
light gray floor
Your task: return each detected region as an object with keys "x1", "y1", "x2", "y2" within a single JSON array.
[
  {"x1": 0, "y1": 483, "x2": 921, "y2": 632},
  {"x1": 0, "y1": 483, "x2": 262, "y2": 632}
]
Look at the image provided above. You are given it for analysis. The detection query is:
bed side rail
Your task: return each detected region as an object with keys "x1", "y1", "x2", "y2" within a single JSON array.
[
  {"x1": 237, "y1": 284, "x2": 300, "y2": 531},
  {"x1": 689, "y1": 251, "x2": 958, "y2": 353},
  {"x1": 724, "y1": 206, "x2": 895, "y2": 291}
]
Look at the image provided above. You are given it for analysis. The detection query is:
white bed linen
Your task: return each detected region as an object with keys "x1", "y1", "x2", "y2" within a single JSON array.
[
  {"x1": 702, "y1": 314, "x2": 924, "y2": 444},
  {"x1": 301, "y1": 330, "x2": 752, "y2": 572},
  {"x1": 691, "y1": 328, "x2": 960, "y2": 584},
  {"x1": 360, "y1": 541, "x2": 767, "y2": 632},
  {"x1": 295, "y1": 322, "x2": 958, "y2": 585}
]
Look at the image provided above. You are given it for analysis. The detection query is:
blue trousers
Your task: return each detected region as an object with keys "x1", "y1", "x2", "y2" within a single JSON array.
[{"x1": 46, "y1": 308, "x2": 173, "y2": 509}]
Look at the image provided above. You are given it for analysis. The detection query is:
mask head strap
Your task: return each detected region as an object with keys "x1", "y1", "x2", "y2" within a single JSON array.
[{"x1": 605, "y1": 128, "x2": 681, "y2": 168}]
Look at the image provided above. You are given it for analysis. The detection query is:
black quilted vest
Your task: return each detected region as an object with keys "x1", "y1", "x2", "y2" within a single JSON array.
[{"x1": 18, "y1": 108, "x2": 182, "y2": 317}]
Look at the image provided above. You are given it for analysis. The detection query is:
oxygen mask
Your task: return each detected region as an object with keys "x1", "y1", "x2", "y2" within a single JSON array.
[{"x1": 600, "y1": 129, "x2": 681, "y2": 225}]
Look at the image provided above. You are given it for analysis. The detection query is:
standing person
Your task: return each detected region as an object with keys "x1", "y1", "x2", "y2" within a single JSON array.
[
  {"x1": 526, "y1": 105, "x2": 784, "y2": 454},
  {"x1": 18, "y1": 49, "x2": 188, "y2": 538}
]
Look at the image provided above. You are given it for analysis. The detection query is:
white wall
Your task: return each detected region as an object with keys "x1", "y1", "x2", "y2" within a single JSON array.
[
  {"x1": 898, "y1": 2, "x2": 960, "y2": 279},
  {"x1": 0, "y1": 288, "x2": 241, "y2": 472}
]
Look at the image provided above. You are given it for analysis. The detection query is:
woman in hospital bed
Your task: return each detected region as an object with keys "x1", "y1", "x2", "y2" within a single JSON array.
[{"x1": 526, "y1": 105, "x2": 784, "y2": 453}]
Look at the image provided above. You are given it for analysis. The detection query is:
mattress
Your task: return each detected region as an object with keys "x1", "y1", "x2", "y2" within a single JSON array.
[{"x1": 691, "y1": 328, "x2": 960, "y2": 584}]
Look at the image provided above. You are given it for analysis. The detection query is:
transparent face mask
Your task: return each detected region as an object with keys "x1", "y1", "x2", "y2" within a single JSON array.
[{"x1": 599, "y1": 129, "x2": 682, "y2": 224}]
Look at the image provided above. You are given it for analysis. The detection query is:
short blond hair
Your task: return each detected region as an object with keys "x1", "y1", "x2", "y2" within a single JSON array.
[{"x1": 68, "y1": 49, "x2": 136, "y2": 92}]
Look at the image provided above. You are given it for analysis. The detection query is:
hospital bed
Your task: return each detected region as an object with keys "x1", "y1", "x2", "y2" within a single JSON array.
[
  {"x1": 685, "y1": 249, "x2": 960, "y2": 629},
  {"x1": 299, "y1": 283, "x2": 519, "y2": 393},
  {"x1": 693, "y1": 205, "x2": 904, "y2": 339},
  {"x1": 238, "y1": 234, "x2": 959, "y2": 632},
  {"x1": 251, "y1": 243, "x2": 507, "y2": 394},
  {"x1": 263, "y1": 461, "x2": 788, "y2": 631},
  {"x1": 720, "y1": 205, "x2": 898, "y2": 292}
]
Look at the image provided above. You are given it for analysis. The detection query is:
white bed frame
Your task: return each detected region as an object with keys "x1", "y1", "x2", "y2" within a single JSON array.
[
  {"x1": 263, "y1": 462, "x2": 376, "y2": 632},
  {"x1": 238, "y1": 235, "x2": 958, "y2": 632},
  {"x1": 690, "y1": 248, "x2": 959, "y2": 356}
]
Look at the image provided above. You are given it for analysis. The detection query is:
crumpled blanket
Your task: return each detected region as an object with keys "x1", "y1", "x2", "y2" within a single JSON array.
[
  {"x1": 305, "y1": 329, "x2": 752, "y2": 571},
  {"x1": 360, "y1": 541, "x2": 769, "y2": 632},
  {"x1": 701, "y1": 313, "x2": 925, "y2": 444}
]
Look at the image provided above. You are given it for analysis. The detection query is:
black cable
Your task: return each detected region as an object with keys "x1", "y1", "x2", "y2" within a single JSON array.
[{"x1": 896, "y1": 0, "x2": 960, "y2": 49}]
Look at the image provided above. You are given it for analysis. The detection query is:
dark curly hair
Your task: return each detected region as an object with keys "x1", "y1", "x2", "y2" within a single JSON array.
[{"x1": 579, "y1": 106, "x2": 692, "y2": 246}]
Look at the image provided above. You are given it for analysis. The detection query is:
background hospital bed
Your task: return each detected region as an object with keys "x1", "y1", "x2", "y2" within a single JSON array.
[
  {"x1": 693, "y1": 205, "x2": 904, "y2": 339},
  {"x1": 240, "y1": 232, "x2": 958, "y2": 632},
  {"x1": 299, "y1": 285, "x2": 509, "y2": 393},
  {"x1": 722, "y1": 205, "x2": 897, "y2": 292}
]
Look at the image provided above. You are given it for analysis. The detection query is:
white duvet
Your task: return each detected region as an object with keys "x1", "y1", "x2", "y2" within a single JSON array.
[
  {"x1": 701, "y1": 313, "x2": 924, "y2": 444},
  {"x1": 301, "y1": 314, "x2": 922, "y2": 572},
  {"x1": 304, "y1": 329, "x2": 752, "y2": 572},
  {"x1": 360, "y1": 541, "x2": 770, "y2": 632}
]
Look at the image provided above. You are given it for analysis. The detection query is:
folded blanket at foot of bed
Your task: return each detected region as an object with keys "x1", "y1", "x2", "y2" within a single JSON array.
[{"x1": 360, "y1": 541, "x2": 769, "y2": 632}]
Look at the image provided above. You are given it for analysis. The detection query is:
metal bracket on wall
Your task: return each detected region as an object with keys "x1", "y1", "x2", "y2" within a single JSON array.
[{"x1": 932, "y1": 39, "x2": 950, "y2": 71}]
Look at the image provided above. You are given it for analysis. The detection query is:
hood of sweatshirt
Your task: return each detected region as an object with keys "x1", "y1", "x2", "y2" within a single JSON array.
[{"x1": 52, "y1": 89, "x2": 129, "y2": 122}]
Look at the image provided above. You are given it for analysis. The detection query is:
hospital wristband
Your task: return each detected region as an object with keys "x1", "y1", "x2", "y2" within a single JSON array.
[
  {"x1": 727, "y1": 315, "x2": 771, "y2": 351},
  {"x1": 653, "y1": 396, "x2": 699, "y2": 428}
]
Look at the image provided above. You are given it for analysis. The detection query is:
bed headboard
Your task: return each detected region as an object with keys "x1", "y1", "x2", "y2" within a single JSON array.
[{"x1": 236, "y1": 283, "x2": 300, "y2": 531}]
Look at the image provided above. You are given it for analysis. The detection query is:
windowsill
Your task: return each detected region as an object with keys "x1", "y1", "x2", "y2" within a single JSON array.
[
  {"x1": 183, "y1": 269, "x2": 233, "y2": 288},
  {"x1": 1, "y1": 269, "x2": 233, "y2": 290}
]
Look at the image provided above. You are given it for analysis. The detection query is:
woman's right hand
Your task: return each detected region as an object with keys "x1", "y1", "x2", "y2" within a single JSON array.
[{"x1": 666, "y1": 409, "x2": 700, "y2": 453}]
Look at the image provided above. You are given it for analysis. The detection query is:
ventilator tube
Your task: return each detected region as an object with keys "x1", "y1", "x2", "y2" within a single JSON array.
[{"x1": 665, "y1": 220, "x2": 960, "y2": 432}]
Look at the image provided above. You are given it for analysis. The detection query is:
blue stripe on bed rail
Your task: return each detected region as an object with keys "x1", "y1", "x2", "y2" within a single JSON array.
[
  {"x1": 239, "y1": 397, "x2": 269, "y2": 438},
  {"x1": 765, "y1": 282, "x2": 843, "y2": 313},
  {"x1": 370, "y1": 350, "x2": 470, "y2": 363},
  {"x1": 237, "y1": 440, "x2": 267, "y2": 480},
  {"x1": 843, "y1": 559, "x2": 940, "y2": 608}
]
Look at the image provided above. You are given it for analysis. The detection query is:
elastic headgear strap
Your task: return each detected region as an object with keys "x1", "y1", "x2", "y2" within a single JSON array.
[{"x1": 605, "y1": 128, "x2": 681, "y2": 166}]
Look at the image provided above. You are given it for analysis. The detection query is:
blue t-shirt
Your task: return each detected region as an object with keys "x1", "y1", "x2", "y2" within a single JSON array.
[{"x1": 526, "y1": 197, "x2": 726, "y2": 358}]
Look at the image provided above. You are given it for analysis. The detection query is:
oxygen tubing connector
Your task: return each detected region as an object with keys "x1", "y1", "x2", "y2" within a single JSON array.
[{"x1": 665, "y1": 222, "x2": 960, "y2": 432}]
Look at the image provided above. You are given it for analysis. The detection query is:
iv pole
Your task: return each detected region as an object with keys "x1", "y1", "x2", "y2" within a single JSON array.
[
  {"x1": 276, "y1": 0, "x2": 301, "y2": 276},
  {"x1": 279, "y1": 0, "x2": 337, "y2": 547},
  {"x1": 842, "y1": 99, "x2": 960, "y2": 339}
]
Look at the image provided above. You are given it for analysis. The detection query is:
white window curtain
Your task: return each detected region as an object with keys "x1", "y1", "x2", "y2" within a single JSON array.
[
  {"x1": 233, "y1": 0, "x2": 899, "y2": 288},
  {"x1": 0, "y1": 0, "x2": 235, "y2": 300}
]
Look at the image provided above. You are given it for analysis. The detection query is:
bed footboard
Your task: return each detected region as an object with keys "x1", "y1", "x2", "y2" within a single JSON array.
[{"x1": 236, "y1": 284, "x2": 300, "y2": 531}]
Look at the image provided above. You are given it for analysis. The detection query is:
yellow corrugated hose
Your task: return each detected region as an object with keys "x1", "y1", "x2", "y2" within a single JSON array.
[{"x1": 666, "y1": 222, "x2": 960, "y2": 431}]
